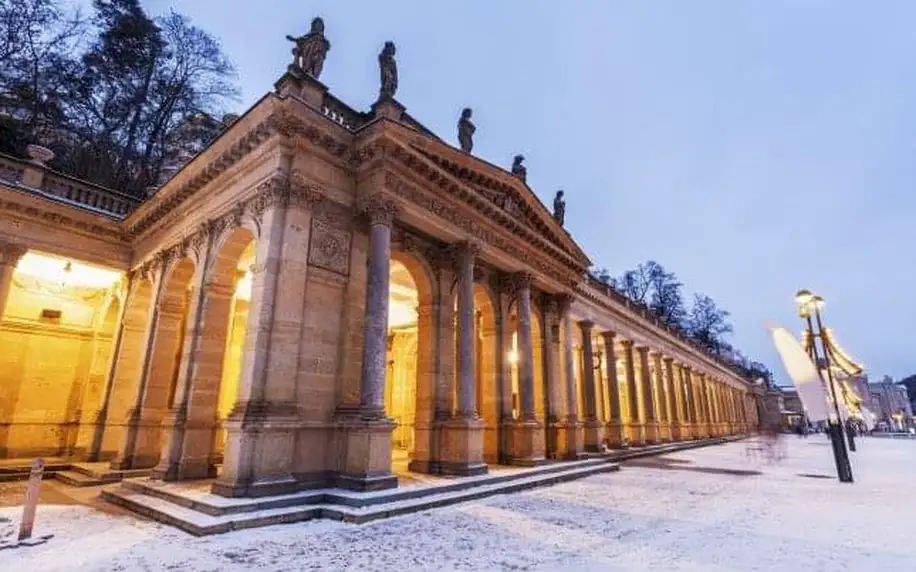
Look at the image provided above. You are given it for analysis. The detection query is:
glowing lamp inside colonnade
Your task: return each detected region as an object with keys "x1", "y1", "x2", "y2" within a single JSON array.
[{"x1": 15, "y1": 251, "x2": 122, "y2": 289}]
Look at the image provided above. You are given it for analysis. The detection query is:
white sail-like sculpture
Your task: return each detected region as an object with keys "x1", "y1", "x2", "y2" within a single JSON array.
[{"x1": 770, "y1": 325, "x2": 831, "y2": 423}]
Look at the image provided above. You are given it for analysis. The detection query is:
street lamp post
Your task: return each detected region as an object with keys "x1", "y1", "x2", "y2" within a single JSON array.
[{"x1": 795, "y1": 290, "x2": 854, "y2": 483}]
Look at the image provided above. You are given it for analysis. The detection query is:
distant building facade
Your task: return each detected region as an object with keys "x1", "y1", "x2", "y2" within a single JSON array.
[{"x1": 868, "y1": 376, "x2": 913, "y2": 431}]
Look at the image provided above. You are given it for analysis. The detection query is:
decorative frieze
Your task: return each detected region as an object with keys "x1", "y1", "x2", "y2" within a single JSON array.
[{"x1": 382, "y1": 170, "x2": 579, "y2": 289}]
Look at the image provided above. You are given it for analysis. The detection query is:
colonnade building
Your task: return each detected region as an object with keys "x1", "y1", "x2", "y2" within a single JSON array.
[{"x1": 0, "y1": 46, "x2": 761, "y2": 497}]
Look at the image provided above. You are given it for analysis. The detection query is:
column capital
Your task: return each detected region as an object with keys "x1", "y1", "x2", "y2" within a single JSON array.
[
  {"x1": 577, "y1": 319, "x2": 595, "y2": 333},
  {"x1": 361, "y1": 195, "x2": 400, "y2": 227},
  {"x1": 449, "y1": 240, "x2": 480, "y2": 261},
  {"x1": 663, "y1": 356, "x2": 674, "y2": 364},
  {"x1": 554, "y1": 292, "x2": 574, "y2": 316},
  {"x1": 511, "y1": 271, "x2": 533, "y2": 290},
  {"x1": 0, "y1": 242, "x2": 28, "y2": 266},
  {"x1": 600, "y1": 330, "x2": 616, "y2": 342},
  {"x1": 620, "y1": 338, "x2": 634, "y2": 348}
]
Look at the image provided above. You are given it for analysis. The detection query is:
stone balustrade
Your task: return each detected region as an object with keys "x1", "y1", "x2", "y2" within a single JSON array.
[{"x1": 0, "y1": 152, "x2": 140, "y2": 218}]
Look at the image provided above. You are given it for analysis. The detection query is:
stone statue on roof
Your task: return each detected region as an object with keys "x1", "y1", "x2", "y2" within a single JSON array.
[
  {"x1": 553, "y1": 190, "x2": 566, "y2": 226},
  {"x1": 511, "y1": 154, "x2": 526, "y2": 182},
  {"x1": 458, "y1": 108, "x2": 475, "y2": 153},
  {"x1": 286, "y1": 17, "x2": 331, "y2": 79},
  {"x1": 378, "y1": 41, "x2": 398, "y2": 100}
]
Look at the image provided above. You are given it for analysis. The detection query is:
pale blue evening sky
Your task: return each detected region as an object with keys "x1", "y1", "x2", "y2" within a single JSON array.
[{"x1": 141, "y1": 0, "x2": 916, "y2": 381}]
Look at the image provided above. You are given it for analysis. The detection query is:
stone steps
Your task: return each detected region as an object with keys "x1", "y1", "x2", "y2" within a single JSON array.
[
  {"x1": 53, "y1": 470, "x2": 114, "y2": 487},
  {"x1": 102, "y1": 458, "x2": 621, "y2": 536}
]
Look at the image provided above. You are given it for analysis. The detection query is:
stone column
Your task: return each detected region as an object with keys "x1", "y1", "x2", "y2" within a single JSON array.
[
  {"x1": 699, "y1": 374, "x2": 712, "y2": 439},
  {"x1": 622, "y1": 340, "x2": 643, "y2": 445},
  {"x1": 603, "y1": 332, "x2": 626, "y2": 448},
  {"x1": 543, "y1": 297, "x2": 564, "y2": 459},
  {"x1": 559, "y1": 296, "x2": 583, "y2": 459},
  {"x1": 336, "y1": 196, "x2": 400, "y2": 491},
  {"x1": 579, "y1": 321, "x2": 604, "y2": 451},
  {"x1": 504, "y1": 272, "x2": 545, "y2": 466},
  {"x1": 639, "y1": 347, "x2": 660, "y2": 444},
  {"x1": 0, "y1": 242, "x2": 27, "y2": 321},
  {"x1": 439, "y1": 242, "x2": 486, "y2": 476},
  {"x1": 665, "y1": 358, "x2": 682, "y2": 441},
  {"x1": 651, "y1": 352, "x2": 670, "y2": 442},
  {"x1": 517, "y1": 274, "x2": 536, "y2": 421},
  {"x1": 683, "y1": 366, "x2": 698, "y2": 439}
]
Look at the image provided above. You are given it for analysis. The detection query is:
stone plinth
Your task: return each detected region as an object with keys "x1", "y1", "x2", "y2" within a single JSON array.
[
  {"x1": 670, "y1": 422, "x2": 687, "y2": 442},
  {"x1": 336, "y1": 417, "x2": 397, "y2": 492},
  {"x1": 502, "y1": 420, "x2": 546, "y2": 466},
  {"x1": 628, "y1": 423, "x2": 646, "y2": 446},
  {"x1": 438, "y1": 417, "x2": 487, "y2": 476},
  {"x1": 152, "y1": 412, "x2": 218, "y2": 482},
  {"x1": 658, "y1": 421, "x2": 672, "y2": 443},
  {"x1": 606, "y1": 420, "x2": 629, "y2": 449},
  {"x1": 584, "y1": 419, "x2": 606, "y2": 452},
  {"x1": 644, "y1": 421, "x2": 661, "y2": 445},
  {"x1": 555, "y1": 421, "x2": 585, "y2": 460},
  {"x1": 211, "y1": 402, "x2": 300, "y2": 498}
]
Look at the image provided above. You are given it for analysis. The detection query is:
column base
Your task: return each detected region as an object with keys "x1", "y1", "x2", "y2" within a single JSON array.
[
  {"x1": 438, "y1": 416, "x2": 488, "y2": 476},
  {"x1": 584, "y1": 418, "x2": 607, "y2": 452},
  {"x1": 670, "y1": 422, "x2": 687, "y2": 442},
  {"x1": 545, "y1": 420, "x2": 564, "y2": 460},
  {"x1": 109, "y1": 409, "x2": 165, "y2": 471},
  {"x1": 628, "y1": 422, "x2": 646, "y2": 446},
  {"x1": 334, "y1": 413, "x2": 397, "y2": 492},
  {"x1": 644, "y1": 421, "x2": 661, "y2": 445},
  {"x1": 151, "y1": 412, "x2": 218, "y2": 482},
  {"x1": 502, "y1": 419, "x2": 546, "y2": 466},
  {"x1": 606, "y1": 419, "x2": 629, "y2": 449},
  {"x1": 556, "y1": 420, "x2": 586, "y2": 460},
  {"x1": 212, "y1": 401, "x2": 301, "y2": 498},
  {"x1": 659, "y1": 421, "x2": 672, "y2": 443}
]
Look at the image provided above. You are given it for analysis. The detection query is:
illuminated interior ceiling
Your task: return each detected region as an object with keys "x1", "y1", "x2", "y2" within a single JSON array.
[
  {"x1": 389, "y1": 260, "x2": 418, "y2": 330},
  {"x1": 15, "y1": 251, "x2": 123, "y2": 289}
]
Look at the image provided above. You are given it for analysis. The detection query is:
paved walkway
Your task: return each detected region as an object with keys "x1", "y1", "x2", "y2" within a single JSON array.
[{"x1": 2, "y1": 436, "x2": 913, "y2": 571}]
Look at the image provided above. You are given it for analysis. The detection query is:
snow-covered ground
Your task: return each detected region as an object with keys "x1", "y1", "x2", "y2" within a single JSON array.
[{"x1": 2, "y1": 437, "x2": 914, "y2": 571}]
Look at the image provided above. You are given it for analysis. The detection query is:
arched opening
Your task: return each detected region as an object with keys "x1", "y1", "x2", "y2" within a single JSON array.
[
  {"x1": 385, "y1": 253, "x2": 433, "y2": 474},
  {"x1": 474, "y1": 284, "x2": 498, "y2": 463},
  {"x1": 531, "y1": 308, "x2": 545, "y2": 421},
  {"x1": 212, "y1": 234, "x2": 255, "y2": 465},
  {"x1": 119, "y1": 256, "x2": 196, "y2": 468}
]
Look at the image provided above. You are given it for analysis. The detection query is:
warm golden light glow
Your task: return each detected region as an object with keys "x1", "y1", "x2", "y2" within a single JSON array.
[
  {"x1": 234, "y1": 269, "x2": 252, "y2": 301},
  {"x1": 15, "y1": 252, "x2": 122, "y2": 289},
  {"x1": 388, "y1": 301, "x2": 418, "y2": 329}
]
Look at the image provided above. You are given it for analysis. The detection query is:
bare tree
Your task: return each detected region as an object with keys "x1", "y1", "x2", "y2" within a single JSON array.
[{"x1": 684, "y1": 293, "x2": 733, "y2": 353}]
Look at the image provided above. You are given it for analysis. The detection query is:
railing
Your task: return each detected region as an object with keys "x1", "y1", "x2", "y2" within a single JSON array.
[
  {"x1": 42, "y1": 172, "x2": 140, "y2": 216},
  {"x1": 0, "y1": 152, "x2": 141, "y2": 218},
  {"x1": 0, "y1": 154, "x2": 25, "y2": 183},
  {"x1": 582, "y1": 274, "x2": 749, "y2": 379},
  {"x1": 321, "y1": 93, "x2": 366, "y2": 131}
]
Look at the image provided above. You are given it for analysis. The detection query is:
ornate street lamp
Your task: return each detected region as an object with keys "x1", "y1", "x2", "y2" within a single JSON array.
[{"x1": 795, "y1": 289, "x2": 853, "y2": 483}]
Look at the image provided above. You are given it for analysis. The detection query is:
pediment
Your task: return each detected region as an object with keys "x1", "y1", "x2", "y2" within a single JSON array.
[{"x1": 404, "y1": 137, "x2": 591, "y2": 270}]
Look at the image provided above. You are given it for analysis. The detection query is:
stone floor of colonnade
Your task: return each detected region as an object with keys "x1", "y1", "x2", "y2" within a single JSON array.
[{"x1": 4, "y1": 436, "x2": 914, "y2": 570}]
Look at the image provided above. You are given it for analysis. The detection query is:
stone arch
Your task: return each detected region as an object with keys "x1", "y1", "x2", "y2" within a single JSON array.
[
  {"x1": 155, "y1": 226, "x2": 256, "y2": 480},
  {"x1": 474, "y1": 282, "x2": 499, "y2": 463},
  {"x1": 112, "y1": 256, "x2": 197, "y2": 469}
]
